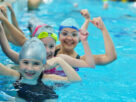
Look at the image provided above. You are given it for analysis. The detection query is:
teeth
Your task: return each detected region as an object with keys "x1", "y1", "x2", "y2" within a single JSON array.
[
  {"x1": 64, "y1": 41, "x2": 73, "y2": 45},
  {"x1": 25, "y1": 72, "x2": 35, "y2": 75}
]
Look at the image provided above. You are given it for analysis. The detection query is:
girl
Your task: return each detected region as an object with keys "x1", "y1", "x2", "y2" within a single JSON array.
[
  {"x1": 0, "y1": 23, "x2": 81, "y2": 102},
  {"x1": 55, "y1": 9, "x2": 117, "y2": 65}
]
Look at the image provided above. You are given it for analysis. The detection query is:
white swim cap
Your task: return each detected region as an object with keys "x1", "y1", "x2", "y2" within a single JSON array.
[{"x1": 19, "y1": 37, "x2": 46, "y2": 64}]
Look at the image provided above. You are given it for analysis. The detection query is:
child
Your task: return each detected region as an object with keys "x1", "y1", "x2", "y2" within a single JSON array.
[
  {"x1": 55, "y1": 9, "x2": 117, "y2": 65},
  {"x1": 0, "y1": 23, "x2": 81, "y2": 102}
]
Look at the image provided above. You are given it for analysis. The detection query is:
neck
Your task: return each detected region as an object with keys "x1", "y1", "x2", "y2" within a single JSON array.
[
  {"x1": 20, "y1": 77, "x2": 38, "y2": 85},
  {"x1": 60, "y1": 45, "x2": 75, "y2": 56}
]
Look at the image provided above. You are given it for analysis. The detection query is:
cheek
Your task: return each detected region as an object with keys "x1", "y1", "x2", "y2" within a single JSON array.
[
  {"x1": 73, "y1": 37, "x2": 79, "y2": 43},
  {"x1": 33, "y1": 66, "x2": 42, "y2": 71},
  {"x1": 59, "y1": 35, "x2": 64, "y2": 41},
  {"x1": 20, "y1": 64, "x2": 27, "y2": 70}
]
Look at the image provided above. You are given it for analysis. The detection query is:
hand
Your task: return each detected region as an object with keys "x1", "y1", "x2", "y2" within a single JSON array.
[
  {"x1": 90, "y1": 17, "x2": 105, "y2": 30},
  {"x1": 80, "y1": 9, "x2": 90, "y2": 20},
  {"x1": 79, "y1": 29, "x2": 89, "y2": 41},
  {"x1": 0, "y1": 10, "x2": 6, "y2": 21},
  {"x1": 0, "y1": 6, "x2": 7, "y2": 19},
  {"x1": 6, "y1": 3, "x2": 13, "y2": 13},
  {"x1": 46, "y1": 57, "x2": 60, "y2": 68}
]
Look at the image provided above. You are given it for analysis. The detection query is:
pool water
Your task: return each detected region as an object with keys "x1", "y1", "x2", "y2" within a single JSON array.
[{"x1": 0, "y1": 0, "x2": 136, "y2": 101}]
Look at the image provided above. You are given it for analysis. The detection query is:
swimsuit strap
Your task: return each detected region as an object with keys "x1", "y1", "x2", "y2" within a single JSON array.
[
  {"x1": 55, "y1": 48, "x2": 80, "y2": 59},
  {"x1": 54, "y1": 48, "x2": 60, "y2": 56},
  {"x1": 76, "y1": 54, "x2": 80, "y2": 59}
]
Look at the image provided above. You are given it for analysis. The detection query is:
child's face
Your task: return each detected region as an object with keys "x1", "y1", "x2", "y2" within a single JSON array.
[
  {"x1": 59, "y1": 28, "x2": 79, "y2": 51},
  {"x1": 19, "y1": 59, "x2": 43, "y2": 79},
  {"x1": 40, "y1": 37, "x2": 56, "y2": 59}
]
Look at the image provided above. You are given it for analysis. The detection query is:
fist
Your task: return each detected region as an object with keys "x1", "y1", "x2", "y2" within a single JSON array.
[{"x1": 80, "y1": 9, "x2": 90, "y2": 19}]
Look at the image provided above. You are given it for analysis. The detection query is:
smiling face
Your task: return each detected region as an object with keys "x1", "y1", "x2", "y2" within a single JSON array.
[
  {"x1": 19, "y1": 59, "x2": 43, "y2": 79},
  {"x1": 59, "y1": 28, "x2": 79, "y2": 51},
  {"x1": 40, "y1": 37, "x2": 56, "y2": 60}
]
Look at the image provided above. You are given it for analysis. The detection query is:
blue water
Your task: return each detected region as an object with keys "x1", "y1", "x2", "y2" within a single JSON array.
[{"x1": 0, "y1": 0, "x2": 136, "y2": 101}]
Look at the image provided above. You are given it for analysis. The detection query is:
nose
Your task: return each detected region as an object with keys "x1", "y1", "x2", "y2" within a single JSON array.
[
  {"x1": 27, "y1": 63, "x2": 33, "y2": 71},
  {"x1": 66, "y1": 35, "x2": 72, "y2": 40},
  {"x1": 46, "y1": 47, "x2": 50, "y2": 53}
]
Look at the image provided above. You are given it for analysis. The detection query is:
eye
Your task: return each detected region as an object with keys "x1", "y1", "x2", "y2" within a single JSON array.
[
  {"x1": 61, "y1": 31, "x2": 68, "y2": 36},
  {"x1": 33, "y1": 62, "x2": 40, "y2": 66},
  {"x1": 49, "y1": 44, "x2": 54, "y2": 49},
  {"x1": 23, "y1": 61, "x2": 29, "y2": 65},
  {"x1": 72, "y1": 33, "x2": 78, "y2": 37}
]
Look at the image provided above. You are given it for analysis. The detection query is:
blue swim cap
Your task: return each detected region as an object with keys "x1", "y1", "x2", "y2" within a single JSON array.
[
  {"x1": 19, "y1": 37, "x2": 46, "y2": 64},
  {"x1": 59, "y1": 18, "x2": 79, "y2": 32}
]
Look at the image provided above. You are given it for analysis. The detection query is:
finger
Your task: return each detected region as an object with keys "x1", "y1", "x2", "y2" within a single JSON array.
[{"x1": 1, "y1": 9, "x2": 7, "y2": 17}]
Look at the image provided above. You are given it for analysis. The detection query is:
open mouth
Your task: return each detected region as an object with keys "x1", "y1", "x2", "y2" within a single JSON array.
[
  {"x1": 64, "y1": 40, "x2": 74, "y2": 46},
  {"x1": 25, "y1": 72, "x2": 36, "y2": 77},
  {"x1": 47, "y1": 53, "x2": 53, "y2": 59}
]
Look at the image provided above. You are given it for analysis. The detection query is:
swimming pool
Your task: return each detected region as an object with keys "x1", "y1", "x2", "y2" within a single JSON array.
[{"x1": 0, "y1": 0, "x2": 136, "y2": 101}]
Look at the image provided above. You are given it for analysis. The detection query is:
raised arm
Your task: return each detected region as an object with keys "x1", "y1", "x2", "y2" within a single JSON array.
[
  {"x1": 80, "y1": 9, "x2": 117, "y2": 65},
  {"x1": 7, "y1": 3, "x2": 23, "y2": 33},
  {"x1": 44, "y1": 57, "x2": 81, "y2": 82},
  {"x1": 79, "y1": 29, "x2": 95, "y2": 68},
  {"x1": 90, "y1": 17, "x2": 117, "y2": 65},
  {"x1": 0, "y1": 21, "x2": 19, "y2": 64},
  {"x1": 0, "y1": 9, "x2": 27, "y2": 46},
  {"x1": 80, "y1": 9, "x2": 90, "y2": 30}
]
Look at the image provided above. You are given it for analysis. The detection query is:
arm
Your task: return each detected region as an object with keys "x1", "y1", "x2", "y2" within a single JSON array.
[
  {"x1": 90, "y1": 17, "x2": 117, "y2": 65},
  {"x1": 0, "y1": 63, "x2": 19, "y2": 77},
  {"x1": 44, "y1": 57, "x2": 81, "y2": 82},
  {"x1": 0, "y1": 10, "x2": 27, "y2": 46},
  {"x1": 79, "y1": 29, "x2": 95, "y2": 68},
  {"x1": 80, "y1": 10, "x2": 116, "y2": 65},
  {"x1": 0, "y1": 22, "x2": 19, "y2": 64},
  {"x1": 80, "y1": 9, "x2": 90, "y2": 30},
  {"x1": 78, "y1": 10, "x2": 95, "y2": 67},
  {"x1": 7, "y1": 3, "x2": 23, "y2": 33},
  {"x1": 58, "y1": 54, "x2": 94, "y2": 68}
]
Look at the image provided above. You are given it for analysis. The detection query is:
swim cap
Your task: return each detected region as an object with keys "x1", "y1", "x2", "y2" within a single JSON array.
[
  {"x1": 59, "y1": 18, "x2": 79, "y2": 31},
  {"x1": 19, "y1": 37, "x2": 46, "y2": 64},
  {"x1": 32, "y1": 25, "x2": 54, "y2": 37}
]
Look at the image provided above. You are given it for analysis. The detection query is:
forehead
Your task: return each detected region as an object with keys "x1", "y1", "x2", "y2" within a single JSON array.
[
  {"x1": 40, "y1": 37, "x2": 56, "y2": 45},
  {"x1": 61, "y1": 28, "x2": 78, "y2": 32},
  {"x1": 21, "y1": 59, "x2": 41, "y2": 63}
]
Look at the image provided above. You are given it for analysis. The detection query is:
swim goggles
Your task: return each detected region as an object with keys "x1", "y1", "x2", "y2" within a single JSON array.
[
  {"x1": 60, "y1": 30, "x2": 79, "y2": 38},
  {"x1": 37, "y1": 32, "x2": 57, "y2": 42}
]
